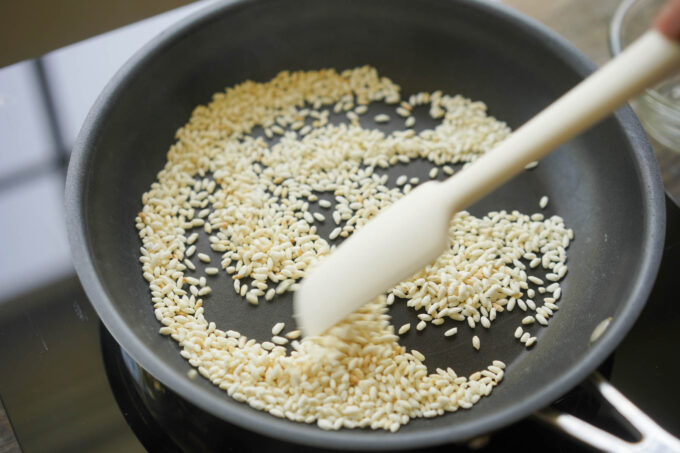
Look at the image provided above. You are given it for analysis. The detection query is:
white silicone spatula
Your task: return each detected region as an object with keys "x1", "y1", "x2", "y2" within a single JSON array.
[{"x1": 294, "y1": 29, "x2": 680, "y2": 337}]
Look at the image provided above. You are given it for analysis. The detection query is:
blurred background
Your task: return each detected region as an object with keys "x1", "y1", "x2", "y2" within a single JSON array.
[
  {"x1": 0, "y1": 0, "x2": 215, "y2": 304},
  {"x1": 0, "y1": 0, "x2": 646, "y2": 310},
  {"x1": 0, "y1": 0, "x2": 678, "y2": 451}
]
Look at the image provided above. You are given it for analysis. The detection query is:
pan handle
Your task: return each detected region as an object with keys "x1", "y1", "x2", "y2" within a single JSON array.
[{"x1": 534, "y1": 373, "x2": 680, "y2": 452}]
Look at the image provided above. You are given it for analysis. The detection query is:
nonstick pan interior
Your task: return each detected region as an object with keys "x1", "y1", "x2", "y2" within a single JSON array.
[{"x1": 66, "y1": 0, "x2": 665, "y2": 450}]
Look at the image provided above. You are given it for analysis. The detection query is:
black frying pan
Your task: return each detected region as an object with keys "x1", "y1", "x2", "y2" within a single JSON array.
[{"x1": 65, "y1": 0, "x2": 667, "y2": 450}]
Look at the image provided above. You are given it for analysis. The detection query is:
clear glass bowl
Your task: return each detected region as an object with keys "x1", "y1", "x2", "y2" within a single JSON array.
[{"x1": 609, "y1": 0, "x2": 680, "y2": 151}]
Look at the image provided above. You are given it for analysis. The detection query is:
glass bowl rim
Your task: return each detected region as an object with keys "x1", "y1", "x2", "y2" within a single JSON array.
[{"x1": 608, "y1": 0, "x2": 680, "y2": 110}]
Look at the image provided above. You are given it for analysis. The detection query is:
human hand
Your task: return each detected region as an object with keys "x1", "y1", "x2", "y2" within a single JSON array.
[{"x1": 655, "y1": 0, "x2": 680, "y2": 39}]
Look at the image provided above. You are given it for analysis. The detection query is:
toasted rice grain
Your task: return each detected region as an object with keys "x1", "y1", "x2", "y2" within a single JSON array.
[{"x1": 136, "y1": 66, "x2": 571, "y2": 433}]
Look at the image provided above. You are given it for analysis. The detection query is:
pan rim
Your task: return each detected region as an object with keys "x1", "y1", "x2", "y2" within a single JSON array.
[{"x1": 65, "y1": 0, "x2": 666, "y2": 450}]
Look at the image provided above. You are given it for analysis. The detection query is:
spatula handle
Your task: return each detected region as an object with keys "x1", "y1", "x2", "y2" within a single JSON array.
[{"x1": 441, "y1": 29, "x2": 680, "y2": 212}]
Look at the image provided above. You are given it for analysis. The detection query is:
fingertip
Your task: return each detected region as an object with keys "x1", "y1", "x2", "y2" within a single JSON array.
[{"x1": 655, "y1": 0, "x2": 680, "y2": 40}]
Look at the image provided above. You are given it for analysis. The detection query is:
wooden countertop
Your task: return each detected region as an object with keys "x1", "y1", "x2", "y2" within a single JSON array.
[{"x1": 0, "y1": 0, "x2": 195, "y2": 67}]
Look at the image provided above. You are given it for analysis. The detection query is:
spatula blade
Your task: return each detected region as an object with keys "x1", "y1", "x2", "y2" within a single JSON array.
[{"x1": 294, "y1": 181, "x2": 451, "y2": 336}]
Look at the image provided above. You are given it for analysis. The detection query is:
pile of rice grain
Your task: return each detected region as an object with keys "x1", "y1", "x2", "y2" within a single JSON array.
[{"x1": 136, "y1": 66, "x2": 571, "y2": 431}]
